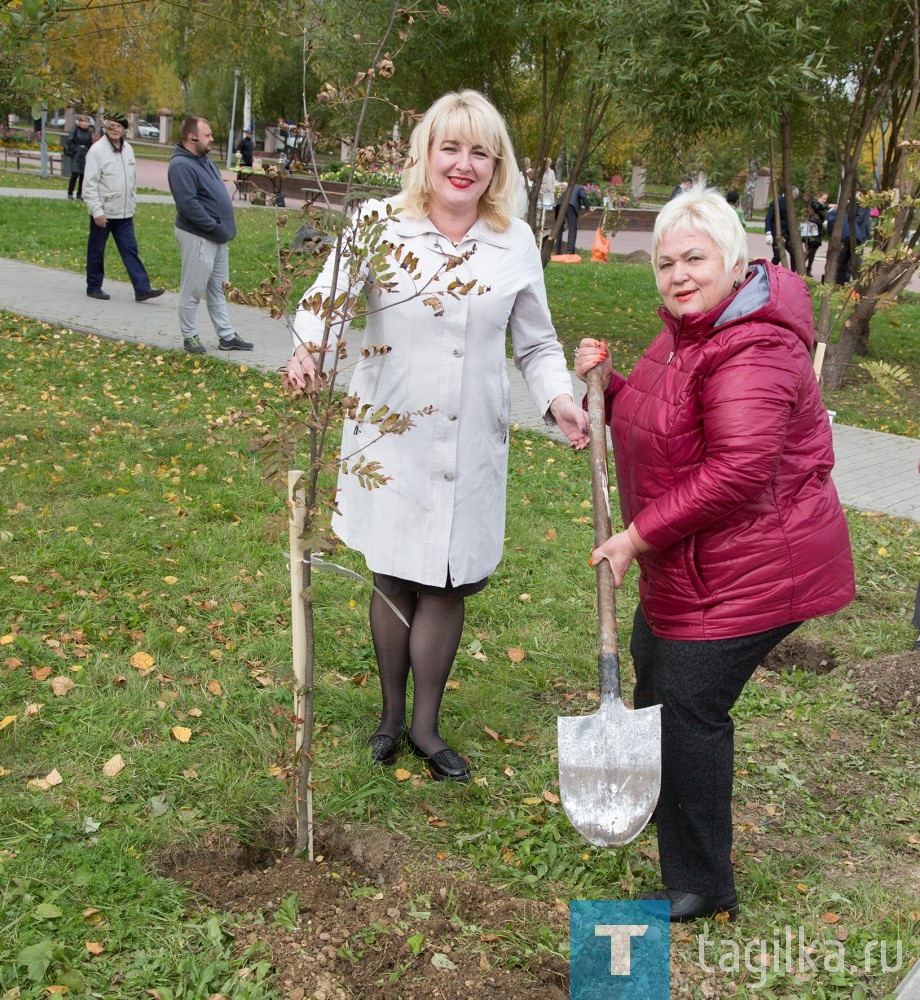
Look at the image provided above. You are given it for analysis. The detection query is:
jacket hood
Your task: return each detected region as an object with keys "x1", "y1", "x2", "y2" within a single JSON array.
[{"x1": 660, "y1": 260, "x2": 816, "y2": 353}]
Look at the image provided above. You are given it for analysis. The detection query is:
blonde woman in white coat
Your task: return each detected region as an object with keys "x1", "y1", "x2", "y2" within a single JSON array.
[{"x1": 286, "y1": 91, "x2": 588, "y2": 781}]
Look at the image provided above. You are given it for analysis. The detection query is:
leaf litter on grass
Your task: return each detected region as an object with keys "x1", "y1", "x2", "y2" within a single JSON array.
[{"x1": 2, "y1": 313, "x2": 919, "y2": 998}]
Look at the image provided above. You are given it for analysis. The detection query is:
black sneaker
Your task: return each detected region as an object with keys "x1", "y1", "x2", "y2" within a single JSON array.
[
  {"x1": 218, "y1": 334, "x2": 253, "y2": 351},
  {"x1": 136, "y1": 288, "x2": 164, "y2": 302},
  {"x1": 87, "y1": 289, "x2": 110, "y2": 300},
  {"x1": 183, "y1": 336, "x2": 206, "y2": 355}
]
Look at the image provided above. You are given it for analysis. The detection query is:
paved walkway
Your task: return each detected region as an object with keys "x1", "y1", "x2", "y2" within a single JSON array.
[{"x1": 2, "y1": 170, "x2": 918, "y2": 523}]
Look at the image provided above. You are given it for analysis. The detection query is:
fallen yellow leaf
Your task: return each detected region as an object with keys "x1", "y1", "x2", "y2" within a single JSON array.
[
  {"x1": 507, "y1": 648, "x2": 526, "y2": 663},
  {"x1": 172, "y1": 726, "x2": 192, "y2": 744},
  {"x1": 187, "y1": 708, "x2": 202, "y2": 718},
  {"x1": 0, "y1": 715, "x2": 16, "y2": 730},
  {"x1": 543, "y1": 790, "x2": 560, "y2": 804},
  {"x1": 822, "y1": 912, "x2": 842, "y2": 924},
  {"x1": 130, "y1": 651, "x2": 155, "y2": 672},
  {"x1": 28, "y1": 768, "x2": 63, "y2": 791},
  {"x1": 85, "y1": 941, "x2": 104, "y2": 955},
  {"x1": 51, "y1": 676, "x2": 75, "y2": 697},
  {"x1": 102, "y1": 754, "x2": 125, "y2": 777},
  {"x1": 46, "y1": 987, "x2": 68, "y2": 995},
  {"x1": 206, "y1": 679, "x2": 223, "y2": 696},
  {"x1": 0, "y1": 634, "x2": 14, "y2": 645},
  {"x1": 394, "y1": 768, "x2": 412, "y2": 781}
]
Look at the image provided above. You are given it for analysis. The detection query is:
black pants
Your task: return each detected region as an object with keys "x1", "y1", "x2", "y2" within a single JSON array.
[
  {"x1": 630, "y1": 605, "x2": 800, "y2": 896},
  {"x1": 554, "y1": 205, "x2": 579, "y2": 254},
  {"x1": 68, "y1": 171, "x2": 84, "y2": 198}
]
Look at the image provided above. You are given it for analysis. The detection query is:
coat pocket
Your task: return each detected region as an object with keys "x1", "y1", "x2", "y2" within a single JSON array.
[{"x1": 681, "y1": 535, "x2": 712, "y2": 599}]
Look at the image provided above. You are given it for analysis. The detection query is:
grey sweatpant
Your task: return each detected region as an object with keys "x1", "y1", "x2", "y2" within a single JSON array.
[{"x1": 175, "y1": 227, "x2": 235, "y2": 342}]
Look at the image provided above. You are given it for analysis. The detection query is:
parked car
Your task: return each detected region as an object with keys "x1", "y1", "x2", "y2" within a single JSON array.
[
  {"x1": 48, "y1": 115, "x2": 66, "y2": 128},
  {"x1": 137, "y1": 120, "x2": 160, "y2": 138}
]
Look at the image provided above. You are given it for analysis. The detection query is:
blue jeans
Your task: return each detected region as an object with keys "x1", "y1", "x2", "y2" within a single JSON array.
[{"x1": 86, "y1": 216, "x2": 151, "y2": 294}]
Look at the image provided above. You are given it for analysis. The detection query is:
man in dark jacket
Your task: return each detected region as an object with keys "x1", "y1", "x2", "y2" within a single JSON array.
[
  {"x1": 554, "y1": 182, "x2": 592, "y2": 254},
  {"x1": 764, "y1": 187, "x2": 799, "y2": 266},
  {"x1": 236, "y1": 129, "x2": 254, "y2": 168},
  {"x1": 826, "y1": 189, "x2": 871, "y2": 285},
  {"x1": 167, "y1": 116, "x2": 252, "y2": 354}
]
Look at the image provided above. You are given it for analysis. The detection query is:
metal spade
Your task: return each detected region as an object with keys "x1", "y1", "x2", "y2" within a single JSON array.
[{"x1": 557, "y1": 366, "x2": 662, "y2": 846}]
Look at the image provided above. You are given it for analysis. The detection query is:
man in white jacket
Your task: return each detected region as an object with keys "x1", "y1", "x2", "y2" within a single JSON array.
[{"x1": 83, "y1": 112, "x2": 163, "y2": 302}]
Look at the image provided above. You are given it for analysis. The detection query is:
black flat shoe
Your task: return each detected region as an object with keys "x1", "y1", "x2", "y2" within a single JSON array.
[
  {"x1": 87, "y1": 289, "x2": 110, "y2": 300},
  {"x1": 407, "y1": 734, "x2": 471, "y2": 782},
  {"x1": 640, "y1": 889, "x2": 738, "y2": 922},
  {"x1": 367, "y1": 730, "x2": 404, "y2": 766}
]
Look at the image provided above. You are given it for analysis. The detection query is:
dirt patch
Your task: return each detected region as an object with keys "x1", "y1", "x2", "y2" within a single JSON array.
[
  {"x1": 761, "y1": 636, "x2": 837, "y2": 675},
  {"x1": 160, "y1": 824, "x2": 570, "y2": 1000},
  {"x1": 849, "y1": 650, "x2": 920, "y2": 715}
]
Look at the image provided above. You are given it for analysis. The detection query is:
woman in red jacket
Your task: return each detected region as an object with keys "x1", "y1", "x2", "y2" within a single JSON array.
[{"x1": 574, "y1": 185, "x2": 855, "y2": 922}]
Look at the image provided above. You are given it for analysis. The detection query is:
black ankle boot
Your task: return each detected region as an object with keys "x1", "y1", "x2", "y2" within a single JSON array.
[{"x1": 640, "y1": 888, "x2": 738, "y2": 922}]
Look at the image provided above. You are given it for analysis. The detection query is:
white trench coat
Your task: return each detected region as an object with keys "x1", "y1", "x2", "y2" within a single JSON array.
[{"x1": 292, "y1": 199, "x2": 574, "y2": 587}]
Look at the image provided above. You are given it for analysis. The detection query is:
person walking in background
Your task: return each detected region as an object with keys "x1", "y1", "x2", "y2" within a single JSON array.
[
  {"x1": 725, "y1": 190, "x2": 746, "y2": 228},
  {"x1": 167, "y1": 116, "x2": 252, "y2": 355},
  {"x1": 285, "y1": 90, "x2": 589, "y2": 783},
  {"x1": 764, "y1": 186, "x2": 799, "y2": 266},
  {"x1": 82, "y1": 112, "x2": 164, "y2": 303},
  {"x1": 554, "y1": 181, "x2": 591, "y2": 254},
  {"x1": 236, "y1": 129, "x2": 254, "y2": 168},
  {"x1": 669, "y1": 175, "x2": 693, "y2": 200},
  {"x1": 539, "y1": 157, "x2": 556, "y2": 212},
  {"x1": 64, "y1": 113, "x2": 93, "y2": 200},
  {"x1": 573, "y1": 186, "x2": 854, "y2": 921},
  {"x1": 802, "y1": 191, "x2": 830, "y2": 278},
  {"x1": 826, "y1": 189, "x2": 871, "y2": 285}
]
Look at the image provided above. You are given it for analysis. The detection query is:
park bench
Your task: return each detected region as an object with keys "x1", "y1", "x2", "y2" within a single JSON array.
[{"x1": 4, "y1": 149, "x2": 62, "y2": 174}]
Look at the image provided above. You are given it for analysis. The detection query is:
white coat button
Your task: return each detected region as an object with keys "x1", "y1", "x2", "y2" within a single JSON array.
[
  {"x1": 453, "y1": 348, "x2": 463, "y2": 357},
  {"x1": 448, "y1": 414, "x2": 457, "y2": 421},
  {"x1": 444, "y1": 473, "x2": 454, "y2": 481}
]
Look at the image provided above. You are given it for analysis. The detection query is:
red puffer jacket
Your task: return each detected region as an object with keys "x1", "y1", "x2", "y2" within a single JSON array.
[{"x1": 601, "y1": 260, "x2": 855, "y2": 639}]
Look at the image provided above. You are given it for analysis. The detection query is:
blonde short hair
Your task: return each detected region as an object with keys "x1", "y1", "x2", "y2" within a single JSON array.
[
  {"x1": 653, "y1": 183, "x2": 748, "y2": 275},
  {"x1": 399, "y1": 90, "x2": 518, "y2": 231}
]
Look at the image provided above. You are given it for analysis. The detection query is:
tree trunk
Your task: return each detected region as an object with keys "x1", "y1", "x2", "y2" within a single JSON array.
[{"x1": 780, "y1": 114, "x2": 805, "y2": 274}]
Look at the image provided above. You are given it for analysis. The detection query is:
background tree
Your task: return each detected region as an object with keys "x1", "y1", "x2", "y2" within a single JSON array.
[{"x1": 817, "y1": 0, "x2": 920, "y2": 389}]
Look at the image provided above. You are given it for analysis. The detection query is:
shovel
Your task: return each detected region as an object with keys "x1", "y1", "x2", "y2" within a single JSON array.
[{"x1": 557, "y1": 366, "x2": 662, "y2": 846}]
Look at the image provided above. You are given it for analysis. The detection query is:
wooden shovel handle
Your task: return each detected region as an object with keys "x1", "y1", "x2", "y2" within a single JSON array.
[{"x1": 586, "y1": 366, "x2": 621, "y2": 699}]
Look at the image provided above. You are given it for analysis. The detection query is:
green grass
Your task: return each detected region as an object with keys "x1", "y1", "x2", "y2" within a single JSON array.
[
  {"x1": 1, "y1": 315, "x2": 917, "y2": 997},
  {"x1": 1, "y1": 183, "x2": 914, "y2": 434}
]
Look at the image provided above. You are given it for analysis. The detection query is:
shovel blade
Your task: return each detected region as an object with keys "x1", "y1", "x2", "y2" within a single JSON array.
[{"x1": 557, "y1": 697, "x2": 661, "y2": 846}]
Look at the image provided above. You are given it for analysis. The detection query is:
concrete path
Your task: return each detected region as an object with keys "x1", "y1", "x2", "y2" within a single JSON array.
[{"x1": 1, "y1": 169, "x2": 918, "y2": 523}]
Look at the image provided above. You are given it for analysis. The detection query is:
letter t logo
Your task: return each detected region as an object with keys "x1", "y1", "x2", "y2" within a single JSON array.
[{"x1": 595, "y1": 924, "x2": 649, "y2": 976}]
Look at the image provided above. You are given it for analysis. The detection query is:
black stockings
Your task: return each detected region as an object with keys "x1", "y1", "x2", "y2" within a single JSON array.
[{"x1": 369, "y1": 589, "x2": 465, "y2": 755}]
